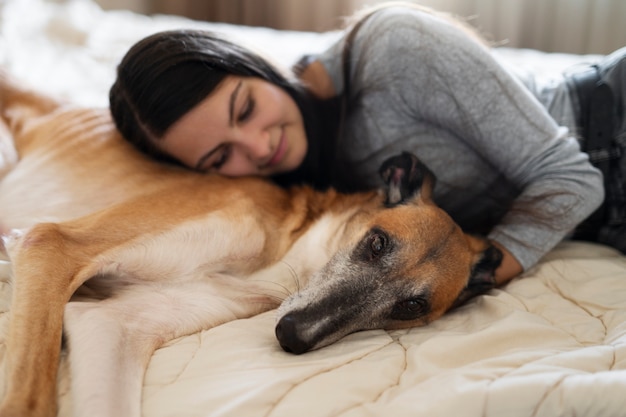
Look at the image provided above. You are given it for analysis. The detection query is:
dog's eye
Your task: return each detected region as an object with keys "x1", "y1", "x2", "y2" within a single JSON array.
[
  {"x1": 390, "y1": 297, "x2": 429, "y2": 321},
  {"x1": 369, "y1": 233, "x2": 386, "y2": 258}
]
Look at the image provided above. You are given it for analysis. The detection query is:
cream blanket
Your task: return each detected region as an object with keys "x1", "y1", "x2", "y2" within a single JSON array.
[{"x1": 1, "y1": 1, "x2": 625, "y2": 416}]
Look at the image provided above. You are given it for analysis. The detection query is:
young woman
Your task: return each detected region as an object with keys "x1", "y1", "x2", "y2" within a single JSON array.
[{"x1": 109, "y1": 4, "x2": 625, "y2": 286}]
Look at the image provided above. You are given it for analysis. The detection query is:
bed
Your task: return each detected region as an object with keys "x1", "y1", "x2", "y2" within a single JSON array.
[{"x1": 1, "y1": 1, "x2": 626, "y2": 416}]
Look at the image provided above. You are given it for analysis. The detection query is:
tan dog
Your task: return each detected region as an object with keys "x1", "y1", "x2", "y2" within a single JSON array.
[{"x1": 0, "y1": 73, "x2": 501, "y2": 417}]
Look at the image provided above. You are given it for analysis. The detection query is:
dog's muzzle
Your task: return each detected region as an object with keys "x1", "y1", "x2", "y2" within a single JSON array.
[{"x1": 275, "y1": 314, "x2": 311, "y2": 354}]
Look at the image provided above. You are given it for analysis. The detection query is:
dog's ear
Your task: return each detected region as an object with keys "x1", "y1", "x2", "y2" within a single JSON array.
[
  {"x1": 451, "y1": 243, "x2": 502, "y2": 309},
  {"x1": 379, "y1": 151, "x2": 436, "y2": 206}
]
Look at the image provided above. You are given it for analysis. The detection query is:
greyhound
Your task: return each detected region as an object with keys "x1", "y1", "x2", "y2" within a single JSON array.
[{"x1": 0, "y1": 72, "x2": 500, "y2": 417}]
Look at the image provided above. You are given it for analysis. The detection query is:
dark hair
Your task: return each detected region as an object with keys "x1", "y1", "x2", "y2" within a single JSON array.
[
  {"x1": 110, "y1": 29, "x2": 340, "y2": 187},
  {"x1": 109, "y1": 4, "x2": 484, "y2": 189}
]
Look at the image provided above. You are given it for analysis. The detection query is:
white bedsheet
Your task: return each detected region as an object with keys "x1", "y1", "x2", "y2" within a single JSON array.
[{"x1": 1, "y1": 1, "x2": 625, "y2": 416}]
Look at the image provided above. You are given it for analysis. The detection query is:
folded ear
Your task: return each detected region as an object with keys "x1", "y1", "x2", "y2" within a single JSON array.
[
  {"x1": 451, "y1": 243, "x2": 502, "y2": 309},
  {"x1": 378, "y1": 151, "x2": 436, "y2": 206}
]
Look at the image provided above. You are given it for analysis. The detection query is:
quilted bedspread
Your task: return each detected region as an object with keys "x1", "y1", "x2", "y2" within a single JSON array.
[{"x1": 1, "y1": 1, "x2": 626, "y2": 416}]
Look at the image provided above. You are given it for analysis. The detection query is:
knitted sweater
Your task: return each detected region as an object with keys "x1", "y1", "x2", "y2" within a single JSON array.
[{"x1": 315, "y1": 6, "x2": 603, "y2": 270}]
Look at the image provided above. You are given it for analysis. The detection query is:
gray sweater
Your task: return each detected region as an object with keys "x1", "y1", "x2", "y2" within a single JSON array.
[{"x1": 316, "y1": 7, "x2": 604, "y2": 271}]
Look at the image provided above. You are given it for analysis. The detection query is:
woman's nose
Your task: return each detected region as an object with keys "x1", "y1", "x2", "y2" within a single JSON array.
[{"x1": 242, "y1": 129, "x2": 272, "y2": 161}]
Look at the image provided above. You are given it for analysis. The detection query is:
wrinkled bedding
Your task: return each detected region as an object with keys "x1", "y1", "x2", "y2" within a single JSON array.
[{"x1": 1, "y1": 1, "x2": 626, "y2": 416}]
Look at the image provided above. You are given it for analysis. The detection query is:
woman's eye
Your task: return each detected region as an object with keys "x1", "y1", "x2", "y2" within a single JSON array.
[
  {"x1": 237, "y1": 97, "x2": 255, "y2": 122},
  {"x1": 210, "y1": 145, "x2": 232, "y2": 171}
]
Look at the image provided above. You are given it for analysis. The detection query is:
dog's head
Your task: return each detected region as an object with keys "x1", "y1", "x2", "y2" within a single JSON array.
[{"x1": 275, "y1": 152, "x2": 502, "y2": 354}]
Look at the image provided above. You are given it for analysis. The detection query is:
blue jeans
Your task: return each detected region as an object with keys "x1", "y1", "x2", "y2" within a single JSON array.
[{"x1": 566, "y1": 47, "x2": 626, "y2": 253}]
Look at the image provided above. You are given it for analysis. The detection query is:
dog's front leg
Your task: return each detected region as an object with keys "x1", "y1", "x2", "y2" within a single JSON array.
[
  {"x1": 0, "y1": 226, "x2": 106, "y2": 417},
  {"x1": 64, "y1": 279, "x2": 274, "y2": 417},
  {"x1": 63, "y1": 300, "x2": 148, "y2": 417},
  {"x1": 0, "y1": 276, "x2": 65, "y2": 417}
]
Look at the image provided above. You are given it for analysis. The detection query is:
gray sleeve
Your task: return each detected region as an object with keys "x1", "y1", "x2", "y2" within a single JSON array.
[{"x1": 317, "y1": 7, "x2": 604, "y2": 270}]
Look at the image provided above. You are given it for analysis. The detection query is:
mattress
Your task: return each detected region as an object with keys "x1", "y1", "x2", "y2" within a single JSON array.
[{"x1": 1, "y1": 1, "x2": 625, "y2": 416}]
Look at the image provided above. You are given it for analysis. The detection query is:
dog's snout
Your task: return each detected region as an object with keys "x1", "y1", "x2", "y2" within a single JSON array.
[{"x1": 275, "y1": 314, "x2": 310, "y2": 355}]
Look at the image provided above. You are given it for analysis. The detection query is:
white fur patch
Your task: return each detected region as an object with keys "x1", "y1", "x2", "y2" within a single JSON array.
[{"x1": 95, "y1": 213, "x2": 267, "y2": 284}]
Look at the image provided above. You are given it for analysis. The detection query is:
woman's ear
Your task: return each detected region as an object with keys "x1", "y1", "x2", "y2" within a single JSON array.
[{"x1": 379, "y1": 151, "x2": 436, "y2": 206}]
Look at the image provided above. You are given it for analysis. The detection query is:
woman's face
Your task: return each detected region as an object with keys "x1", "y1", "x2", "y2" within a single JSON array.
[{"x1": 159, "y1": 76, "x2": 308, "y2": 177}]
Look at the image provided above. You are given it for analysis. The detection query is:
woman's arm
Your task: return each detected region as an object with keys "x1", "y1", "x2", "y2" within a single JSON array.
[
  {"x1": 310, "y1": 6, "x2": 604, "y2": 275},
  {"x1": 492, "y1": 241, "x2": 523, "y2": 285}
]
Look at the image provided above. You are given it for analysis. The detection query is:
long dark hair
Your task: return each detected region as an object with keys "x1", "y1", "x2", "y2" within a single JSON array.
[
  {"x1": 110, "y1": 29, "x2": 340, "y2": 188},
  {"x1": 109, "y1": 4, "x2": 484, "y2": 189}
]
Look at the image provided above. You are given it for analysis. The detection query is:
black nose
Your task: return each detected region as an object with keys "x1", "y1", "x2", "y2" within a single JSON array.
[{"x1": 275, "y1": 314, "x2": 310, "y2": 355}]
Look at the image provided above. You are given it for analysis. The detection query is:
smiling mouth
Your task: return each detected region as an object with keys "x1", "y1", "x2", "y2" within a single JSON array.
[{"x1": 266, "y1": 131, "x2": 287, "y2": 167}]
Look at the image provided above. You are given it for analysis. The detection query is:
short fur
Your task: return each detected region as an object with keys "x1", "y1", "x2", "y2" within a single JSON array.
[{"x1": 0, "y1": 72, "x2": 500, "y2": 417}]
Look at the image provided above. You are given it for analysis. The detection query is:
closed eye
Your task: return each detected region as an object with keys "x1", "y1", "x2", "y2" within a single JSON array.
[
  {"x1": 237, "y1": 96, "x2": 255, "y2": 123},
  {"x1": 207, "y1": 144, "x2": 232, "y2": 171}
]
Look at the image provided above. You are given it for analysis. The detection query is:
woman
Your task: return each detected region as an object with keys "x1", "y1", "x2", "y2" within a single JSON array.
[{"x1": 109, "y1": 4, "x2": 625, "y2": 286}]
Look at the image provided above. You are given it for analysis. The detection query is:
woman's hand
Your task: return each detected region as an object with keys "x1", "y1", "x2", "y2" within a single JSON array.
[{"x1": 490, "y1": 240, "x2": 523, "y2": 285}]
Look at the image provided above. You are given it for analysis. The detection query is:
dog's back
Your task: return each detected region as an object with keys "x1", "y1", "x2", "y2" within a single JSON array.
[{"x1": 0, "y1": 72, "x2": 207, "y2": 231}]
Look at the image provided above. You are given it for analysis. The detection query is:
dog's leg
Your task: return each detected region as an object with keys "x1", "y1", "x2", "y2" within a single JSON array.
[
  {"x1": 64, "y1": 279, "x2": 276, "y2": 417},
  {"x1": 0, "y1": 226, "x2": 108, "y2": 417},
  {"x1": 0, "y1": 211, "x2": 177, "y2": 415},
  {"x1": 0, "y1": 181, "x2": 283, "y2": 416}
]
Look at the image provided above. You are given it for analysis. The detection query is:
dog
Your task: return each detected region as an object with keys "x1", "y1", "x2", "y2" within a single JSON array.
[{"x1": 0, "y1": 71, "x2": 501, "y2": 417}]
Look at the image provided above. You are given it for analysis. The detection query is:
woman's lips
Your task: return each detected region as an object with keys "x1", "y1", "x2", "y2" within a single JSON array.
[{"x1": 267, "y1": 131, "x2": 287, "y2": 167}]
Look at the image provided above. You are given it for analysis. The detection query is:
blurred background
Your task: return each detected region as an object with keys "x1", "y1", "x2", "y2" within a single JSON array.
[{"x1": 94, "y1": 0, "x2": 625, "y2": 54}]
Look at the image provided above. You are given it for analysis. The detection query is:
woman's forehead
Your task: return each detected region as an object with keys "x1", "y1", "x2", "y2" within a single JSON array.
[
  {"x1": 164, "y1": 77, "x2": 240, "y2": 138},
  {"x1": 158, "y1": 77, "x2": 242, "y2": 162}
]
